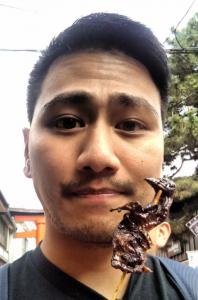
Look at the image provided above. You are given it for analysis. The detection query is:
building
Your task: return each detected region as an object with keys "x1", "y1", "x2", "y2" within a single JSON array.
[
  {"x1": 158, "y1": 208, "x2": 198, "y2": 267},
  {"x1": 0, "y1": 191, "x2": 16, "y2": 265}
]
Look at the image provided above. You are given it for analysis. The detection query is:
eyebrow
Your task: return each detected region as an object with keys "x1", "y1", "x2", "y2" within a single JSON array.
[
  {"x1": 41, "y1": 91, "x2": 159, "y2": 119},
  {"x1": 42, "y1": 91, "x2": 92, "y2": 112},
  {"x1": 109, "y1": 93, "x2": 159, "y2": 118}
]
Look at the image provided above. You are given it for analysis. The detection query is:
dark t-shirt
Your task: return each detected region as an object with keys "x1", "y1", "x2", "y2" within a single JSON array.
[{"x1": 9, "y1": 246, "x2": 184, "y2": 300}]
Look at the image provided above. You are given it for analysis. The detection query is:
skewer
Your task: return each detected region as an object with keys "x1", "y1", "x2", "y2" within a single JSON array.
[
  {"x1": 153, "y1": 189, "x2": 162, "y2": 205},
  {"x1": 110, "y1": 271, "x2": 127, "y2": 300},
  {"x1": 110, "y1": 189, "x2": 163, "y2": 300}
]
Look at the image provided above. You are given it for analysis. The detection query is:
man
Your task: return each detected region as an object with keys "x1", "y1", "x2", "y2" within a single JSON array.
[{"x1": 1, "y1": 13, "x2": 197, "y2": 300}]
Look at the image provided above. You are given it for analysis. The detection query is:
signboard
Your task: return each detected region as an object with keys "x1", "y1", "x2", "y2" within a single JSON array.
[
  {"x1": 167, "y1": 240, "x2": 182, "y2": 257},
  {"x1": 186, "y1": 251, "x2": 198, "y2": 269},
  {"x1": 186, "y1": 215, "x2": 198, "y2": 237}
]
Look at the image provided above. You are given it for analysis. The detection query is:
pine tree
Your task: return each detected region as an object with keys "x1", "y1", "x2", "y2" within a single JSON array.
[{"x1": 164, "y1": 13, "x2": 198, "y2": 177}]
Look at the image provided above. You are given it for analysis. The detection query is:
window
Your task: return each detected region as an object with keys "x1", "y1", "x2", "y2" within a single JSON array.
[{"x1": 0, "y1": 218, "x2": 7, "y2": 248}]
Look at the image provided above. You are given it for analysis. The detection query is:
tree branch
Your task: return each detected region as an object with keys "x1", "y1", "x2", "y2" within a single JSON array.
[{"x1": 170, "y1": 158, "x2": 187, "y2": 178}]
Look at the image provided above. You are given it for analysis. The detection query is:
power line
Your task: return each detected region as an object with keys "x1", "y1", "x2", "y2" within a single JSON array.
[
  {"x1": 163, "y1": 0, "x2": 197, "y2": 46},
  {"x1": 0, "y1": 2, "x2": 36, "y2": 13},
  {"x1": 0, "y1": 48, "x2": 198, "y2": 54},
  {"x1": 175, "y1": 0, "x2": 197, "y2": 30},
  {"x1": 0, "y1": 48, "x2": 41, "y2": 53},
  {"x1": 167, "y1": 48, "x2": 198, "y2": 54},
  {"x1": 173, "y1": 0, "x2": 197, "y2": 49}
]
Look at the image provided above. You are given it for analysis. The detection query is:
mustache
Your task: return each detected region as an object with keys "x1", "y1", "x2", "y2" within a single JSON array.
[{"x1": 60, "y1": 176, "x2": 136, "y2": 198}]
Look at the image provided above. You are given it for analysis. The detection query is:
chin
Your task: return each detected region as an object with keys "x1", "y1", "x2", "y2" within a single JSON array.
[{"x1": 52, "y1": 214, "x2": 116, "y2": 245}]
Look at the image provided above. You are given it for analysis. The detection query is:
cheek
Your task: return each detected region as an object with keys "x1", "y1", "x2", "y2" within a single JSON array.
[
  {"x1": 28, "y1": 136, "x2": 79, "y2": 209},
  {"x1": 29, "y1": 135, "x2": 77, "y2": 182},
  {"x1": 140, "y1": 143, "x2": 164, "y2": 175},
  {"x1": 121, "y1": 136, "x2": 164, "y2": 178}
]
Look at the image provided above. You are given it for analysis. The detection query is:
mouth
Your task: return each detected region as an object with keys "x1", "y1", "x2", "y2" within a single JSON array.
[
  {"x1": 61, "y1": 180, "x2": 135, "y2": 207},
  {"x1": 70, "y1": 188, "x2": 125, "y2": 197},
  {"x1": 64, "y1": 187, "x2": 128, "y2": 207}
]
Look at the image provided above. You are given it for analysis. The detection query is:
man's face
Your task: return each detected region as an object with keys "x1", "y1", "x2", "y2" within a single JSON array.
[{"x1": 24, "y1": 51, "x2": 164, "y2": 245}]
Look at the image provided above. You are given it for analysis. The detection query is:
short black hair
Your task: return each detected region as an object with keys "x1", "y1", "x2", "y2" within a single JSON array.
[{"x1": 27, "y1": 12, "x2": 169, "y2": 123}]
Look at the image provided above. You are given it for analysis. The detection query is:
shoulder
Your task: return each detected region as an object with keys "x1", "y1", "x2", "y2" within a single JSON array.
[
  {"x1": 156, "y1": 255, "x2": 198, "y2": 276},
  {"x1": 153, "y1": 256, "x2": 198, "y2": 300},
  {"x1": 1, "y1": 249, "x2": 35, "y2": 282},
  {"x1": 9, "y1": 250, "x2": 33, "y2": 270}
]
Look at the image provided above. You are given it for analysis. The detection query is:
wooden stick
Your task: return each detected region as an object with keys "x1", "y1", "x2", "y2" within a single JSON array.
[
  {"x1": 110, "y1": 271, "x2": 127, "y2": 300},
  {"x1": 153, "y1": 189, "x2": 162, "y2": 205}
]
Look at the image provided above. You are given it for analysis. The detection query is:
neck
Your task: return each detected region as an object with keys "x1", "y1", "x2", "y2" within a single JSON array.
[{"x1": 41, "y1": 222, "x2": 130, "y2": 299}]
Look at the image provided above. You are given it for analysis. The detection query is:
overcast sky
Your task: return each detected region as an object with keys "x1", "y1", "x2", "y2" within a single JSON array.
[{"x1": 0, "y1": 0, "x2": 197, "y2": 209}]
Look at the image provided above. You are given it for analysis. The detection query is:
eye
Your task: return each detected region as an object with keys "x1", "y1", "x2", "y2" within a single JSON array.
[
  {"x1": 51, "y1": 115, "x2": 85, "y2": 130},
  {"x1": 115, "y1": 119, "x2": 146, "y2": 132}
]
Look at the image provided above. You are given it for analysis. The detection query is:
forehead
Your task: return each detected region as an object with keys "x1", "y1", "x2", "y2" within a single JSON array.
[{"x1": 34, "y1": 51, "x2": 161, "y2": 116}]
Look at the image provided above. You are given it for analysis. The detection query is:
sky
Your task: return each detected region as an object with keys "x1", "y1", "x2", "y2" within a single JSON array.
[{"x1": 0, "y1": 0, "x2": 197, "y2": 209}]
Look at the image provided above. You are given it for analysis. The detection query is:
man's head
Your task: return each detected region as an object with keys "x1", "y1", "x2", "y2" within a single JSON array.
[
  {"x1": 27, "y1": 13, "x2": 169, "y2": 124},
  {"x1": 23, "y1": 13, "x2": 168, "y2": 246}
]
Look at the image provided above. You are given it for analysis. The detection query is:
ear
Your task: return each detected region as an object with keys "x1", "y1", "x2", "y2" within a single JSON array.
[
  {"x1": 23, "y1": 128, "x2": 32, "y2": 178},
  {"x1": 149, "y1": 222, "x2": 171, "y2": 250}
]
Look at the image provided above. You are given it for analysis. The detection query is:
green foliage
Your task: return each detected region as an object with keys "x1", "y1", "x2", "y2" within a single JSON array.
[
  {"x1": 174, "y1": 175, "x2": 198, "y2": 201},
  {"x1": 164, "y1": 13, "x2": 198, "y2": 176},
  {"x1": 169, "y1": 176, "x2": 198, "y2": 236},
  {"x1": 169, "y1": 215, "x2": 189, "y2": 235}
]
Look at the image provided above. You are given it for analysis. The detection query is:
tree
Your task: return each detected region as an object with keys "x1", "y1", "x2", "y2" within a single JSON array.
[
  {"x1": 164, "y1": 13, "x2": 198, "y2": 177},
  {"x1": 169, "y1": 175, "x2": 198, "y2": 237}
]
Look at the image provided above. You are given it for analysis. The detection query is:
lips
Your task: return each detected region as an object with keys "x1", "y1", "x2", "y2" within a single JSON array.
[
  {"x1": 71, "y1": 188, "x2": 123, "y2": 196},
  {"x1": 67, "y1": 188, "x2": 125, "y2": 207}
]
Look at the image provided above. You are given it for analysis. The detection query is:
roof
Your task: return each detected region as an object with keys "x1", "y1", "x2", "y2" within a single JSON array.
[
  {"x1": 9, "y1": 208, "x2": 44, "y2": 216},
  {"x1": 0, "y1": 190, "x2": 16, "y2": 231},
  {"x1": 0, "y1": 190, "x2": 9, "y2": 211}
]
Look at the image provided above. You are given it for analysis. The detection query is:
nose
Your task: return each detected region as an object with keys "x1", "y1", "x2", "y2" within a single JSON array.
[{"x1": 77, "y1": 126, "x2": 120, "y2": 174}]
